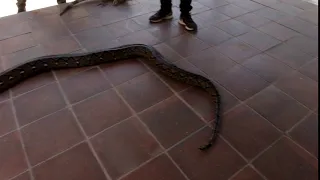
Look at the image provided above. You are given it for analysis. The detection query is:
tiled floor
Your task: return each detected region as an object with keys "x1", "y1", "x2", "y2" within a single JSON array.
[{"x1": 0, "y1": 0, "x2": 318, "y2": 180}]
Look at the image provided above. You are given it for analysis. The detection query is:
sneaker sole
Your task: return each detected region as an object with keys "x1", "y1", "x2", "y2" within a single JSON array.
[
  {"x1": 149, "y1": 14, "x2": 173, "y2": 23},
  {"x1": 178, "y1": 19, "x2": 194, "y2": 31}
]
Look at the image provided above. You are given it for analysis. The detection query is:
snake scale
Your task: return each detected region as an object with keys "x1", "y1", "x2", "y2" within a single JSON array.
[{"x1": 0, "y1": 44, "x2": 221, "y2": 151}]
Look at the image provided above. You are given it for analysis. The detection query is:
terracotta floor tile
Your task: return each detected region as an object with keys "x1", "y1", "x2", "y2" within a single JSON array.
[
  {"x1": 215, "y1": 19, "x2": 253, "y2": 36},
  {"x1": 0, "y1": 21, "x2": 31, "y2": 41},
  {"x1": 13, "y1": 83, "x2": 66, "y2": 126},
  {"x1": 104, "y1": 19, "x2": 145, "y2": 38},
  {"x1": 299, "y1": 59, "x2": 318, "y2": 82},
  {"x1": 229, "y1": 0, "x2": 265, "y2": 12},
  {"x1": 196, "y1": 0, "x2": 230, "y2": 8},
  {"x1": 121, "y1": 154, "x2": 186, "y2": 180},
  {"x1": 238, "y1": 29, "x2": 281, "y2": 51},
  {"x1": 30, "y1": 14, "x2": 71, "y2": 42},
  {"x1": 274, "y1": 71, "x2": 318, "y2": 109},
  {"x1": 139, "y1": 96, "x2": 204, "y2": 148},
  {"x1": 266, "y1": 43, "x2": 314, "y2": 69},
  {"x1": 73, "y1": 89, "x2": 132, "y2": 136},
  {"x1": 147, "y1": 22, "x2": 185, "y2": 42},
  {"x1": 294, "y1": 1, "x2": 317, "y2": 10},
  {"x1": 269, "y1": 2, "x2": 303, "y2": 16},
  {"x1": 298, "y1": 9, "x2": 318, "y2": 25},
  {"x1": 74, "y1": 26, "x2": 114, "y2": 51},
  {"x1": 191, "y1": 1, "x2": 211, "y2": 15},
  {"x1": 174, "y1": 59, "x2": 207, "y2": 77},
  {"x1": 195, "y1": 25, "x2": 233, "y2": 46},
  {"x1": 251, "y1": 0, "x2": 281, "y2": 6},
  {"x1": 253, "y1": 137, "x2": 318, "y2": 180},
  {"x1": 285, "y1": 36, "x2": 318, "y2": 57},
  {"x1": 1, "y1": 45, "x2": 47, "y2": 71},
  {"x1": 235, "y1": 13, "x2": 271, "y2": 28},
  {"x1": 258, "y1": 22, "x2": 300, "y2": 41},
  {"x1": 33, "y1": 142, "x2": 106, "y2": 180},
  {"x1": 156, "y1": 73, "x2": 190, "y2": 92},
  {"x1": 117, "y1": 3, "x2": 154, "y2": 19},
  {"x1": 165, "y1": 34, "x2": 210, "y2": 57},
  {"x1": 169, "y1": 128, "x2": 246, "y2": 180},
  {"x1": 54, "y1": 67, "x2": 91, "y2": 80},
  {"x1": 59, "y1": 67, "x2": 111, "y2": 104},
  {"x1": 215, "y1": 4, "x2": 249, "y2": 18},
  {"x1": 118, "y1": 30, "x2": 161, "y2": 45},
  {"x1": 153, "y1": 43, "x2": 183, "y2": 63},
  {"x1": 0, "y1": 101, "x2": 16, "y2": 137},
  {"x1": 59, "y1": 7, "x2": 90, "y2": 22},
  {"x1": 277, "y1": 16, "x2": 318, "y2": 39},
  {"x1": 0, "y1": 132, "x2": 28, "y2": 180},
  {"x1": 21, "y1": 109, "x2": 84, "y2": 165},
  {"x1": 253, "y1": 7, "x2": 290, "y2": 21},
  {"x1": 230, "y1": 166, "x2": 264, "y2": 180},
  {"x1": 132, "y1": 12, "x2": 165, "y2": 29},
  {"x1": 65, "y1": 16, "x2": 102, "y2": 34},
  {"x1": 221, "y1": 104, "x2": 281, "y2": 159},
  {"x1": 100, "y1": 59, "x2": 149, "y2": 86},
  {"x1": 0, "y1": 91, "x2": 10, "y2": 103},
  {"x1": 180, "y1": 85, "x2": 240, "y2": 121},
  {"x1": 193, "y1": 10, "x2": 231, "y2": 28},
  {"x1": 96, "y1": 7, "x2": 130, "y2": 25},
  {"x1": 247, "y1": 86, "x2": 309, "y2": 131},
  {"x1": 215, "y1": 65, "x2": 269, "y2": 100},
  {"x1": 90, "y1": 117, "x2": 162, "y2": 179},
  {"x1": 289, "y1": 113, "x2": 318, "y2": 158},
  {"x1": 117, "y1": 72, "x2": 173, "y2": 112},
  {"x1": 242, "y1": 53, "x2": 293, "y2": 83},
  {"x1": 0, "y1": 33, "x2": 36, "y2": 55},
  {"x1": 215, "y1": 38, "x2": 260, "y2": 63},
  {"x1": 11, "y1": 172, "x2": 31, "y2": 180},
  {"x1": 40, "y1": 36, "x2": 81, "y2": 55},
  {"x1": 11, "y1": 72, "x2": 55, "y2": 97},
  {"x1": 187, "y1": 47, "x2": 236, "y2": 78}
]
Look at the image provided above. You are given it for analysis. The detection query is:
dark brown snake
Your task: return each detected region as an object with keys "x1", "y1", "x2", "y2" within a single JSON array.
[{"x1": 0, "y1": 44, "x2": 221, "y2": 151}]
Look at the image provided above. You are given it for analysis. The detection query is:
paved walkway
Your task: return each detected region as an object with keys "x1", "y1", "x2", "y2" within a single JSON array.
[{"x1": 0, "y1": 0, "x2": 318, "y2": 180}]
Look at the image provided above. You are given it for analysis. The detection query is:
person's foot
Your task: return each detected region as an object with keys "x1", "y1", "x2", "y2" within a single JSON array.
[
  {"x1": 149, "y1": 10, "x2": 173, "y2": 23},
  {"x1": 179, "y1": 14, "x2": 197, "y2": 31}
]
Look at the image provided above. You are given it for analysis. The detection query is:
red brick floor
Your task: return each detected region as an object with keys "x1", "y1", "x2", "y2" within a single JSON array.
[{"x1": 0, "y1": 0, "x2": 318, "y2": 180}]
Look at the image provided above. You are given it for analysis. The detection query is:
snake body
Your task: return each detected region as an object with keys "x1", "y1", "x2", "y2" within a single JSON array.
[{"x1": 0, "y1": 44, "x2": 221, "y2": 151}]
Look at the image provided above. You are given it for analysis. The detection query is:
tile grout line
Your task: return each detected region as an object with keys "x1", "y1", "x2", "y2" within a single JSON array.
[
  {"x1": 285, "y1": 135, "x2": 319, "y2": 161},
  {"x1": 140, "y1": 54, "x2": 285, "y2": 180},
  {"x1": 139, "y1": 60, "x2": 212, "y2": 124},
  {"x1": 7, "y1": 170, "x2": 30, "y2": 180},
  {"x1": 29, "y1": 140, "x2": 85, "y2": 169},
  {"x1": 51, "y1": 70, "x2": 113, "y2": 180},
  {"x1": 138, "y1": 59, "x2": 263, "y2": 180},
  {"x1": 97, "y1": 66, "x2": 193, "y2": 180},
  {"x1": 8, "y1": 90, "x2": 35, "y2": 180},
  {"x1": 141, "y1": 44, "x2": 318, "y2": 176},
  {"x1": 116, "y1": 125, "x2": 208, "y2": 180},
  {"x1": 286, "y1": 111, "x2": 314, "y2": 134},
  {"x1": 226, "y1": 164, "x2": 251, "y2": 180}
]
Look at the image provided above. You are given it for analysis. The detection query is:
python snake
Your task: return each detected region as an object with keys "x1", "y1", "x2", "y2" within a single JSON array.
[{"x1": 0, "y1": 44, "x2": 221, "y2": 151}]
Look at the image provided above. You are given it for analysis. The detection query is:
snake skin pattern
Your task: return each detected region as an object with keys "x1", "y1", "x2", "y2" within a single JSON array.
[{"x1": 0, "y1": 44, "x2": 221, "y2": 151}]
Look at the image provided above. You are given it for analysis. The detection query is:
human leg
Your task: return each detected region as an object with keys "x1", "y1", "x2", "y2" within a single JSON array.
[
  {"x1": 179, "y1": 0, "x2": 197, "y2": 31},
  {"x1": 16, "y1": 0, "x2": 26, "y2": 13}
]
